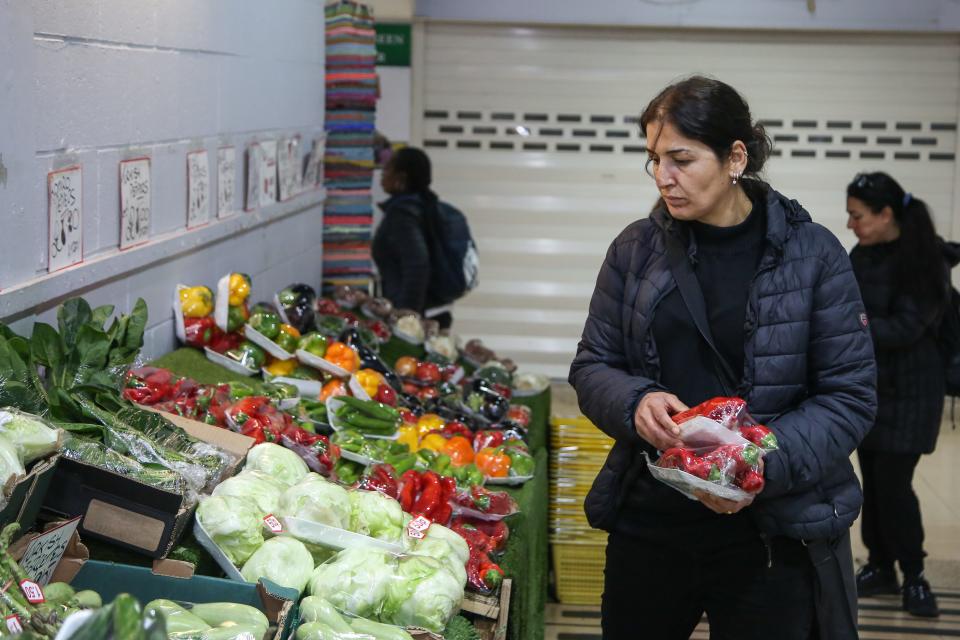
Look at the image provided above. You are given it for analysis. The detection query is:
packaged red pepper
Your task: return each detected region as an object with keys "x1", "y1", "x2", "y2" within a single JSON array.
[
  {"x1": 671, "y1": 396, "x2": 779, "y2": 452},
  {"x1": 355, "y1": 463, "x2": 399, "y2": 499},
  {"x1": 183, "y1": 316, "x2": 216, "y2": 348},
  {"x1": 451, "y1": 486, "x2": 519, "y2": 521}
]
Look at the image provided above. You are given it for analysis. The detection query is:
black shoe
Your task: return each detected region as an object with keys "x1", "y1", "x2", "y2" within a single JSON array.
[
  {"x1": 856, "y1": 564, "x2": 900, "y2": 597},
  {"x1": 902, "y1": 577, "x2": 940, "y2": 618}
]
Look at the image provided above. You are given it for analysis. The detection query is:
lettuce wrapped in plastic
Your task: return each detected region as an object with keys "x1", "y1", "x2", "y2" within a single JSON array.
[
  {"x1": 245, "y1": 443, "x2": 309, "y2": 487},
  {"x1": 382, "y1": 555, "x2": 464, "y2": 632},
  {"x1": 196, "y1": 495, "x2": 264, "y2": 566},
  {"x1": 240, "y1": 536, "x2": 314, "y2": 592},
  {"x1": 404, "y1": 524, "x2": 469, "y2": 586},
  {"x1": 212, "y1": 470, "x2": 286, "y2": 518},
  {"x1": 0, "y1": 435, "x2": 25, "y2": 488},
  {"x1": 0, "y1": 408, "x2": 60, "y2": 464},
  {"x1": 308, "y1": 546, "x2": 397, "y2": 619},
  {"x1": 349, "y1": 490, "x2": 404, "y2": 542},
  {"x1": 278, "y1": 473, "x2": 352, "y2": 529}
]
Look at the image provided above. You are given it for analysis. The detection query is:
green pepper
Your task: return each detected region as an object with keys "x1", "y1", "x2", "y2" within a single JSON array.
[
  {"x1": 505, "y1": 448, "x2": 535, "y2": 476},
  {"x1": 316, "y1": 314, "x2": 347, "y2": 337},
  {"x1": 249, "y1": 310, "x2": 281, "y2": 339},
  {"x1": 231, "y1": 341, "x2": 266, "y2": 369},
  {"x1": 335, "y1": 459, "x2": 362, "y2": 485},
  {"x1": 454, "y1": 463, "x2": 484, "y2": 487},
  {"x1": 386, "y1": 452, "x2": 417, "y2": 475},
  {"x1": 226, "y1": 304, "x2": 249, "y2": 332},
  {"x1": 229, "y1": 381, "x2": 257, "y2": 400},
  {"x1": 292, "y1": 365, "x2": 322, "y2": 380},
  {"x1": 275, "y1": 331, "x2": 298, "y2": 353},
  {"x1": 299, "y1": 332, "x2": 329, "y2": 357},
  {"x1": 263, "y1": 382, "x2": 298, "y2": 401},
  {"x1": 415, "y1": 448, "x2": 437, "y2": 470},
  {"x1": 332, "y1": 429, "x2": 366, "y2": 453},
  {"x1": 431, "y1": 452, "x2": 452, "y2": 476}
]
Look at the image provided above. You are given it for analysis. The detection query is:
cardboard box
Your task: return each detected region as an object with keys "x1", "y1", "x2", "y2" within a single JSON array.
[
  {"x1": 42, "y1": 414, "x2": 254, "y2": 558},
  {"x1": 0, "y1": 455, "x2": 59, "y2": 535},
  {"x1": 70, "y1": 560, "x2": 298, "y2": 640}
]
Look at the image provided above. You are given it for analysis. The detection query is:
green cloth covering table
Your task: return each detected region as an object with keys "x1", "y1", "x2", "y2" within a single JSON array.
[{"x1": 150, "y1": 347, "x2": 549, "y2": 640}]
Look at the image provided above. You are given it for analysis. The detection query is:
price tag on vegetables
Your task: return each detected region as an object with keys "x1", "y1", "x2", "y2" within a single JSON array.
[
  {"x1": 406, "y1": 515, "x2": 432, "y2": 539},
  {"x1": 19, "y1": 580, "x2": 44, "y2": 604},
  {"x1": 5, "y1": 615, "x2": 22, "y2": 633},
  {"x1": 263, "y1": 515, "x2": 283, "y2": 534},
  {"x1": 19, "y1": 517, "x2": 81, "y2": 586}
]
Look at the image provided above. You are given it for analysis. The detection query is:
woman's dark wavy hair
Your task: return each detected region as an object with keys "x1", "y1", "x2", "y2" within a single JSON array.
[
  {"x1": 391, "y1": 147, "x2": 436, "y2": 203},
  {"x1": 847, "y1": 171, "x2": 945, "y2": 304},
  {"x1": 640, "y1": 75, "x2": 772, "y2": 179}
]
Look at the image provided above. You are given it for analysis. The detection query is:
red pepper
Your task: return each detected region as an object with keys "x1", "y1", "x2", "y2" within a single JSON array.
[
  {"x1": 441, "y1": 421, "x2": 472, "y2": 440},
  {"x1": 473, "y1": 430, "x2": 505, "y2": 452},
  {"x1": 737, "y1": 469, "x2": 765, "y2": 493},
  {"x1": 413, "y1": 471, "x2": 442, "y2": 518},
  {"x1": 399, "y1": 470, "x2": 421, "y2": 512},
  {"x1": 451, "y1": 521, "x2": 492, "y2": 554},
  {"x1": 671, "y1": 397, "x2": 748, "y2": 428},
  {"x1": 357, "y1": 463, "x2": 400, "y2": 499},
  {"x1": 453, "y1": 516, "x2": 509, "y2": 554},
  {"x1": 657, "y1": 447, "x2": 696, "y2": 470},
  {"x1": 739, "y1": 424, "x2": 779, "y2": 451},
  {"x1": 478, "y1": 556, "x2": 504, "y2": 589},
  {"x1": 184, "y1": 316, "x2": 216, "y2": 348}
]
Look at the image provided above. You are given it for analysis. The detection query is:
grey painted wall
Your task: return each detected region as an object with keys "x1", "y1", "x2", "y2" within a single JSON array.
[
  {"x1": 415, "y1": 0, "x2": 960, "y2": 32},
  {"x1": 0, "y1": 0, "x2": 327, "y2": 360}
]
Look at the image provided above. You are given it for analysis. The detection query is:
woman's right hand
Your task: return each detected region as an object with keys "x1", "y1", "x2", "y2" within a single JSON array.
[{"x1": 634, "y1": 392, "x2": 687, "y2": 451}]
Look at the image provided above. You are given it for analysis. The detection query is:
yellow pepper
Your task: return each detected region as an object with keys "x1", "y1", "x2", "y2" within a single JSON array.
[
  {"x1": 355, "y1": 369, "x2": 384, "y2": 398},
  {"x1": 179, "y1": 286, "x2": 214, "y2": 318},
  {"x1": 416, "y1": 413, "x2": 445, "y2": 438},
  {"x1": 228, "y1": 273, "x2": 251, "y2": 306},
  {"x1": 265, "y1": 357, "x2": 298, "y2": 377},
  {"x1": 419, "y1": 433, "x2": 449, "y2": 453},
  {"x1": 397, "y1": 425, "x2": 420, "y2": 451}
]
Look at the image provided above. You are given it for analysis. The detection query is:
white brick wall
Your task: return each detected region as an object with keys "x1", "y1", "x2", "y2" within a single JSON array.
[{"x1": 0, "y1": 0, "x2": 327, "y2": 360}]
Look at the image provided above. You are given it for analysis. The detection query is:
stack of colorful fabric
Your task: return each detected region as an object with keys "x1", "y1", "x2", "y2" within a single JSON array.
[{"x1": 323, "y1": 1, "x2": 378, "y2": 290}]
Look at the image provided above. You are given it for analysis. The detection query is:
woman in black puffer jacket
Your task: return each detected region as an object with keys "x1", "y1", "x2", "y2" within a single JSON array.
[
  {"x1": 846, "y1": 172, "x2": 958, "y2": 618},
  {"x1": 569, "y1": 77, "x2": 876, "y2": 640}
]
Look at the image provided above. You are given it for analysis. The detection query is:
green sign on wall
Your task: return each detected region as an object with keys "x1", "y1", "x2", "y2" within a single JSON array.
[{"x1": 375, "y1": 23, "x2": 411, "y2": 66}]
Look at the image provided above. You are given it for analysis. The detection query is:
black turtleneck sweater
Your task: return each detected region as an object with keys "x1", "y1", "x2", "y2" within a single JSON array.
[{"x1": 618, "y1": 195, "x2": 767, "y2": 547}]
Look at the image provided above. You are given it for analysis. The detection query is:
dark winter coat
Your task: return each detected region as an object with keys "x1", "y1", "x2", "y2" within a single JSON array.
[
  {"x1": 569, "y1": 182, "x2": 878, "y2": 542},
  {"x1": 849, "y1": 240, "x2": 957, "y2": 454},
  {"x1": 373, "y1": 194, "x2": 433, "y2": 313}
]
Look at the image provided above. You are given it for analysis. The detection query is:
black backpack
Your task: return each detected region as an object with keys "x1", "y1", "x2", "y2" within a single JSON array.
[{"x1": 423, "y1": 201, "x2": 479, "y2": 305}]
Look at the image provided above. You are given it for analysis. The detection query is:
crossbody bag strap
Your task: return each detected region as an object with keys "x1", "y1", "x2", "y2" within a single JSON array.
[{"x1": 663, "y1": 226, "x2": 741, "y2": 395}]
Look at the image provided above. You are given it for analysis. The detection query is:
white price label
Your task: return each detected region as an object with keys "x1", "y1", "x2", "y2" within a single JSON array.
[
  {"x1": 406, "y1": 515, "x2": 432, "y2": 539},
  {"x1": 263, "y1": 514, "x2": 283, "y2": 534},
  {"x1": 19, "y1": 516, "x2": 81, "y2": 586},
  {"x1": 19, "y1": 580, "x2": 44, "y2": 604},
  {"x1": 5, "y1": 615, "x2": 22, "y2": 633}
]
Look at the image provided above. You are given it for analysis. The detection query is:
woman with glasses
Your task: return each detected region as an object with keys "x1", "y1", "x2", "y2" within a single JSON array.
[
  {"x1": 569, "y1": 76, "x2": 876, "y2": 639},
  {"x1": 846, "y1": 172, "x2": 958, "y2": 617}
]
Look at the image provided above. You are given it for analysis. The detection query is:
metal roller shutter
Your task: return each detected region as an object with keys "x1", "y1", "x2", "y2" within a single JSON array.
[{"x1": 416, "y1": 23, "x2": 960, "y2": 378}]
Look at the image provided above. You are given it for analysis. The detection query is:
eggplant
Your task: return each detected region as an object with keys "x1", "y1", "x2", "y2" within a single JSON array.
[
  {"x1": 277, "y1": 283, "x2": 316, "y2": 334},
  {"x1": 482, "y1": 395, "x2": 510, "y2": 422}
]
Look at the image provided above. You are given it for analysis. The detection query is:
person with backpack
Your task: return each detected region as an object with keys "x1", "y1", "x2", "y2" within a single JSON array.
[
  {"x1": 569, "y1": 76, "x2": 876, "y2": 639},
  {"x1": 846, "y1": 171, "x2": 960, "y2": 617},
  {"x1": 372, "y1": 147, "x2": 478, "y2": 329}
]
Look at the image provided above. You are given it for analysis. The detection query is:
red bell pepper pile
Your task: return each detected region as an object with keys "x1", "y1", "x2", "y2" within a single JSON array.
[
  {"x1": 451, "y1": 486, "x2": 518, "y2": 518},
  {"x1": 655, "y1": 441, "x2": 766, "y2": 495},
  {"x1": 450, "y1": 517, "x2": 507, "y2": 592},
  {"x1": 398, "y1": 470, "x2": 455, "y2": 525},
  {"x1": 124, "y1": 367, "x2": 233, "y2": 427}
]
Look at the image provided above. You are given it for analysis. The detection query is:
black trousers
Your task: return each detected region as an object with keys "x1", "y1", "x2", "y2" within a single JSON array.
[
  {"x1": 858, "y1": 449, "x2": 926, "y2": 577},
  {"x1": 602, "y1": 532, "x2": 818, "y2": 639}
]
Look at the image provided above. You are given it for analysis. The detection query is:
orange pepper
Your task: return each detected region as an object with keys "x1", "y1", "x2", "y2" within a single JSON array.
[
  {"x1": 475, "y1": 447, "x2": 510, "y2": 478},
  {"x1": 278, "y1": 324, "x2": 301, "y2": 339},
  {"x1": 324, "y1": 341, "x2": 359, "y2": 372},
  {"x1": 445, "y1": 436, "x2": 475, "y2": 467},
  {"x1": 320, "y1": 379, "x2": 347, "y2": 402}
]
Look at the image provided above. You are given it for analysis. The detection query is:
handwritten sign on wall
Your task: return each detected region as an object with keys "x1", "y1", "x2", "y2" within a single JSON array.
[
  {"x1": 187, "y1": 150, "x2": 211, "y2": 228},
  {"x1": 277, "y1": 136, "x2": 301, "y2": 202},
  {"x1": 245, "y1": 143, "x2": 261, "y2": 212},
  {"x1": 217, "y1": 146, "x2": 236, "y2": 218},
  {"x1": 302, "y1": 136, "x2": 325, "y2": 190},
  {"x1": 119, "y1": 158, "x2": 151, "y2": 249},
  {"x1": 47, "y1": 166, "x2": 83, "y2": 272},
  {"x1": 258, "y1": 139, "x2": 278, "y2": 207}
]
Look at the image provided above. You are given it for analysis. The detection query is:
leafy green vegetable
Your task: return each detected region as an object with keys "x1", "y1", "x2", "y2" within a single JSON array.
[
  {"x1": 308, "y1": 547, "x2": 397, "y2": 619},
  {"x1": 240, "y1": 536, "x2": 314, "y2": 592},
  {"x1": 196, "y1": 495, "x2": 265, "y2": 566},
  {"x1": 245, "y1": 443, "x2": 309, "y2": 487},
  {"x1": 0, "y1": 407, "x2": 60, "y2": 463},
  {"x1": 349, "y1": 490, "x2": 404, "y2": 543},
  {"x1": 382, "y1": 555, "x2": 463, "y2": 632},
  {"x1": 211, "y1": 470, "x2": 285, "y2": 518},
  {"x1": 278, "y1": 474, "x2": 351, "y2": 529}
]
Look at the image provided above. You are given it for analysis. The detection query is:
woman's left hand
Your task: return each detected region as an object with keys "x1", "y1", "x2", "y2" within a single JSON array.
[{"x1": 694, "y1": 491, "x2": 754, "y2": 515}]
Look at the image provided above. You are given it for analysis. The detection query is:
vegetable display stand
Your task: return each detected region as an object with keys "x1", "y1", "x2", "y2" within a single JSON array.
[
  {"x1": 548, "y1": 416, "x2": 612, "y2": 605},
  {"x1": 508, "y1": 386, "x2": 550, "y2": 454},
  {"x1": 151, "y1": 347, "x2": 270, "y2": 389},
  {"x1": 460, "y1": 578, "x2": 512, "y2": 640}
]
